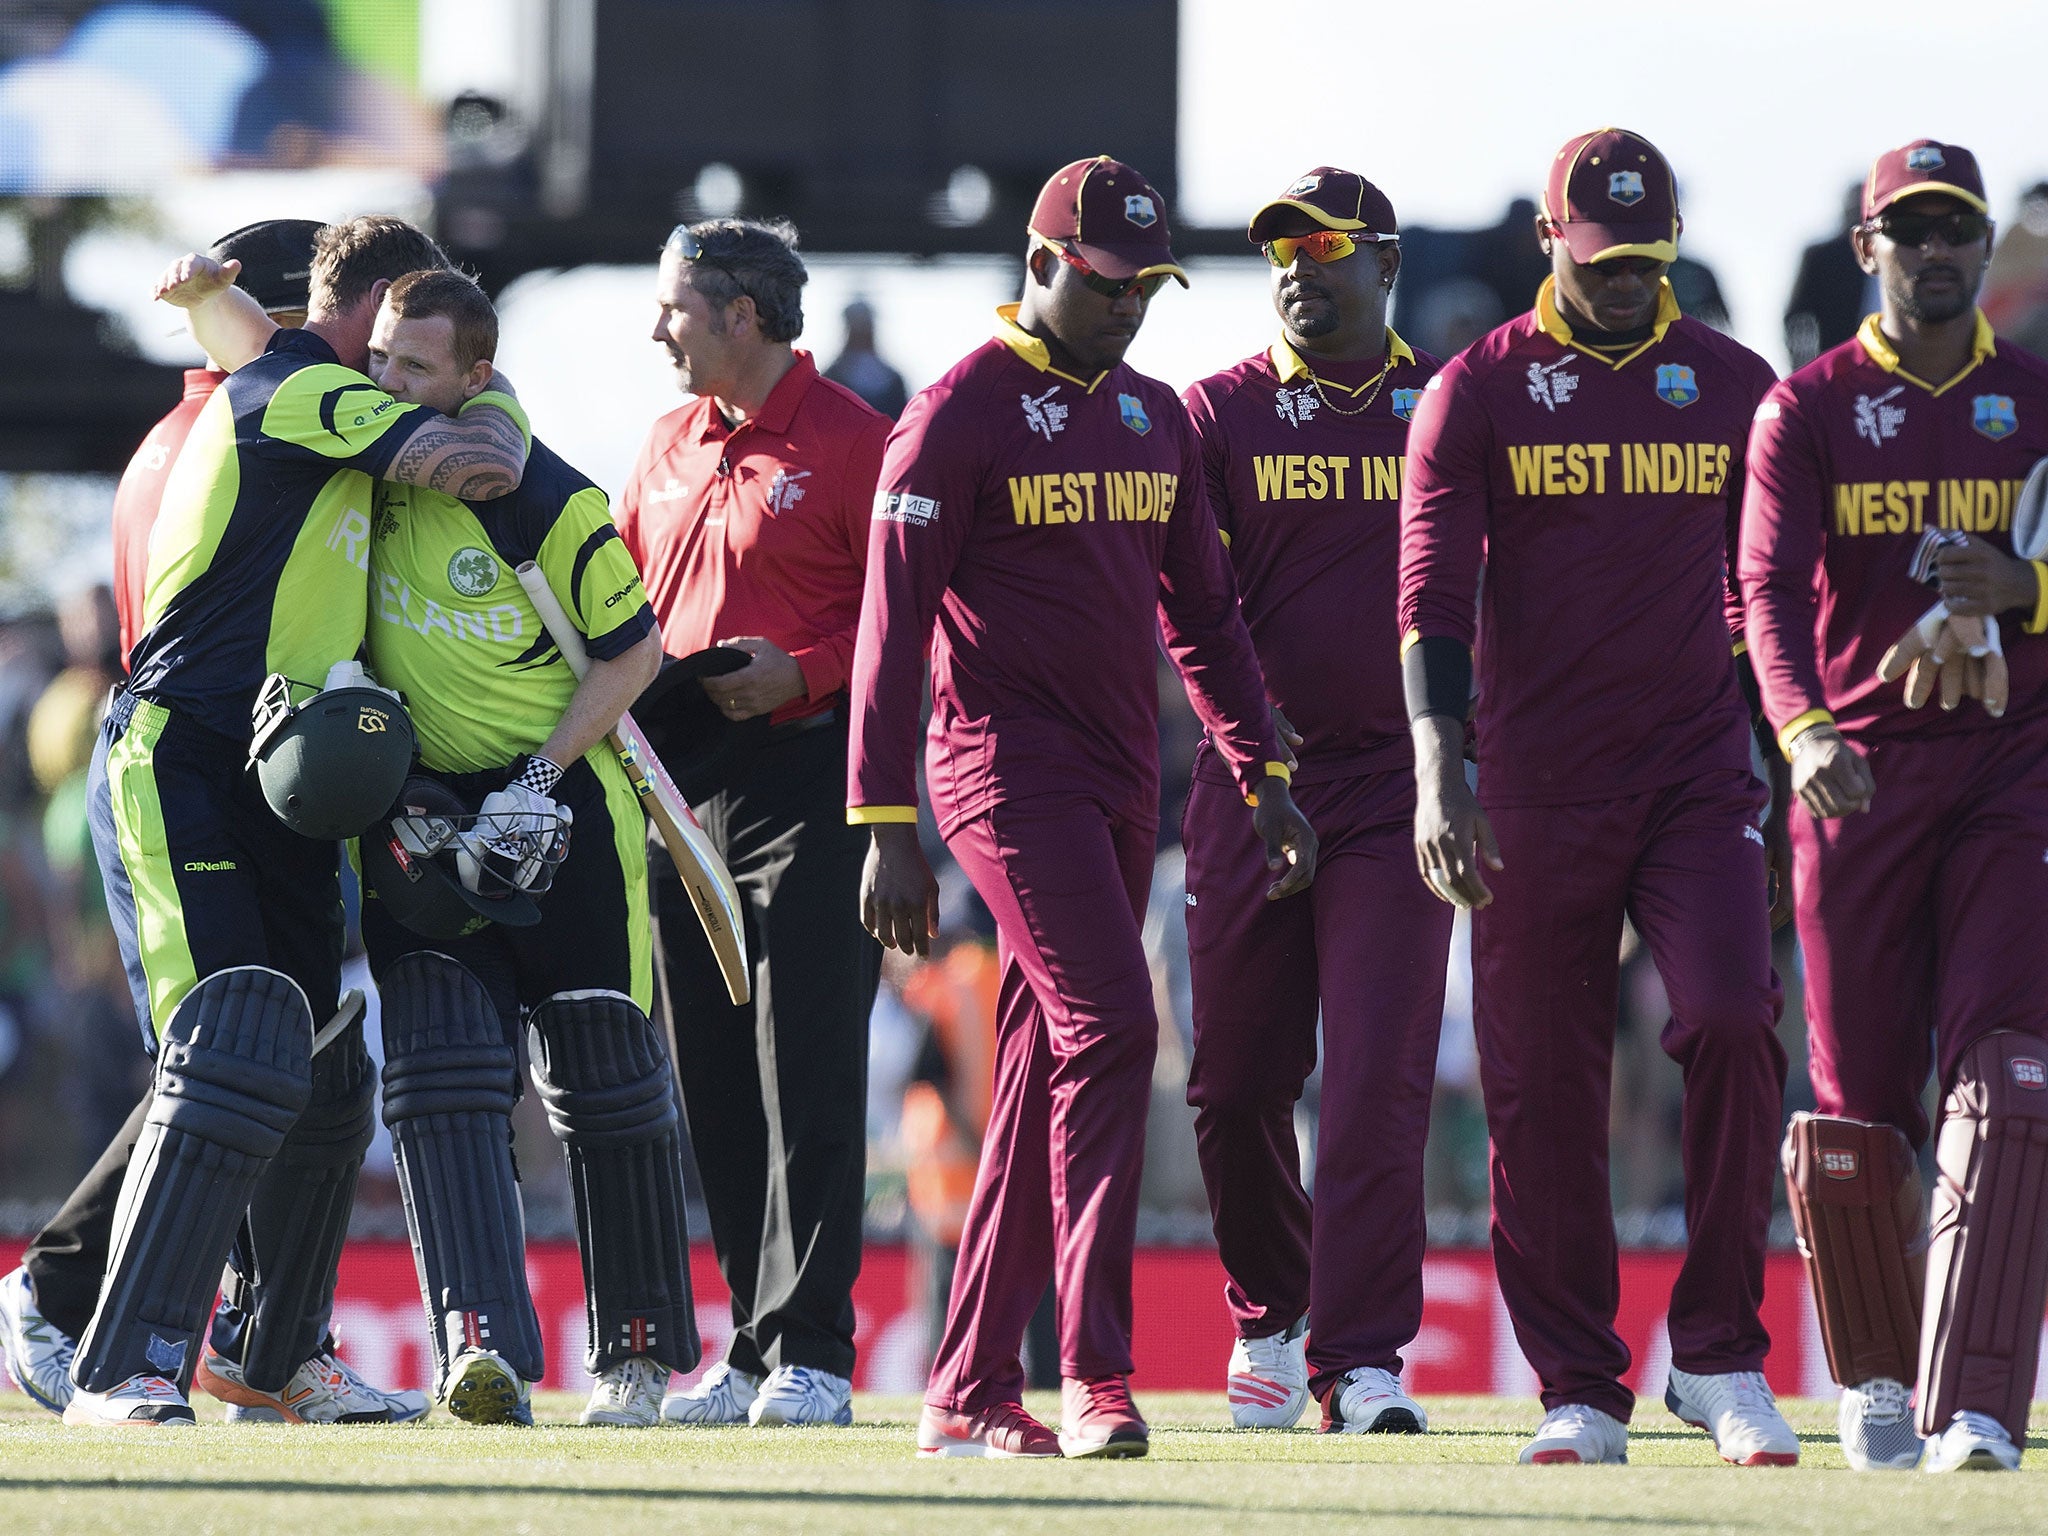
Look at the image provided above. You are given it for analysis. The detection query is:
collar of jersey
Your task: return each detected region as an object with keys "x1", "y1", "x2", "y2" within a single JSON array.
[
  {"x1": 1534, "y1": 276, "x2": 1680, "y2": 370},
  {"x1": 690, "y1": 349, "x2": 818, "y2": 442},
  {"x1": 1855, "y1": 310, "x2": 1996, "y2": 397},
  {"x1": 1269, "y1": 329, "x2": 1416, "y2": 389},
  {"x1": 993, "y1": 304, "x2": 1108, "y2": 393}
]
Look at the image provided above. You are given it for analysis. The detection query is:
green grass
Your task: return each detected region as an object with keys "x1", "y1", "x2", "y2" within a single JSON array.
[{"x1": 0, "y1": 1393, "x2": 2042, "y2": 1534}]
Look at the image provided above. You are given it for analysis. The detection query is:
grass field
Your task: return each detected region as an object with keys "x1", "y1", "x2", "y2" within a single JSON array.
[{"x1": 1, "y1": 1392, "x2": 2042, "y2": 1535}]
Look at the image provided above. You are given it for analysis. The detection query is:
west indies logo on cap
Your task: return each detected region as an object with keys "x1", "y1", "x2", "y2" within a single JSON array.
[
  {"x1": 1655, "y1": 364, "x2": 1699, "y2": 409},
  {"x1": 1124, "y1": 194, "x2": 1157, "y2": 228},
  {"x1": 1608, "y1": 170, "x2": 1645, "y2": 206},
  {"x1": 1285, "y1": 174, "x2": 1322, "y2": 197},
  {"x1": 1973, "y1": 394, "x2": 2017, "y2": 440},
  {"x1": 1906, "y1": 145, "x2": 1947, "y2": 172},
  {"x1": 1119, "y1": 393, "x2": 1153, "y2": 434}
]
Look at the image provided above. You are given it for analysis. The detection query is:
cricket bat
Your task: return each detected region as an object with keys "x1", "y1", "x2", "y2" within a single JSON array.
[{"x1": 515, "y1": 562, "x2": 750, "y2": 1005}]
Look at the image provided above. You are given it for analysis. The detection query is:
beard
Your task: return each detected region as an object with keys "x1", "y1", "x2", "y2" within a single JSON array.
[
  {"x1": 1890, "y1": 265, "x2": 1976, "y2": 325},
  {"x1": 1282, "y1": 290, "x2": 1340, "y2": 339}
]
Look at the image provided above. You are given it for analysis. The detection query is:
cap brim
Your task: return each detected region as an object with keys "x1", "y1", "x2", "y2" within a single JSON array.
[
  {"x1": 1557, "y1": 220, "x2": 1678, "y2": 265},
  {"x1": 1871, "y1": 180, "x2": 1990, "y2": 216},
  {"x1": 1069, "y1": 240, "x2": 1189, "y2": 287},
  {"x1": 636, "y1": 646, "x2": 753, "y2": 714},
  {"x1": 1246, "y1": 198, "x2": 1374, "y2": 242}
]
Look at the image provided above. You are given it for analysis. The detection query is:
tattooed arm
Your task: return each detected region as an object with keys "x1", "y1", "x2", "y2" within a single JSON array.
[{"x1": 380, "y1": 374, "x2": 530, "y2": 501}]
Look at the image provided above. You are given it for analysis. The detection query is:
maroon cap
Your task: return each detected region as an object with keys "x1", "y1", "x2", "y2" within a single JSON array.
[
  {"x1": 1247, "y1": 167, "x2": 1398, "y2": 243},
  {"x1": 1029, "y1": 156, "x2": 1187, "y2": 285},
  {"x1": 1862, "y1": 140, "x2": 1989, "y2": 220},
  {"x1": 1541, "y1": 127, "x2": 1681, "y2": 265}
]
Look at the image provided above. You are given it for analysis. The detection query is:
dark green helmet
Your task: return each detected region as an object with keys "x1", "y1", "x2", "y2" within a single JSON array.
[
  {"x1": 249, "y1": 668, "x2": 416, "y2": 839},
  {"x1": 360, "y1": 775, "x2": 544, "y2": 941}
]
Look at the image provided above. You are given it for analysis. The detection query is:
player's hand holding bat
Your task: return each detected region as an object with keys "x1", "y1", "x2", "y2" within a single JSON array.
[
  {"x1": 1787, "y1": 723, "x2": 1875, "y2": 818},
  {"x1": 861, "y1": 822, "x2": 941, "y2": 956},
  {"x1": 1250, "y1": 776, "x2": 1316, "y2": 900},
  {"x1": 1410, "y1": 714, "x2": 1501, "y2": 909}
]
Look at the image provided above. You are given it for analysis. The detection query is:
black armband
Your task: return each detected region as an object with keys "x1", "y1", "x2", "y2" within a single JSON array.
[
  {"x1": 1402, "y1": 635, "x2": 1473, "y2": 724},
  {"x1": 1733, "y1": 649, "x2": 1774, "y2": 761}
]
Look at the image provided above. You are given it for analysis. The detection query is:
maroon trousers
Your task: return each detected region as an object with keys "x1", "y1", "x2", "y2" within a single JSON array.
[
  {"x1": 1474, "y1": 768, "x2": 1787, "y2": 1422},
  {"x1": 924, "y1": 793, "x2": 1159, "y2": 1411},
  {"x1": 1795, "y1": 713, "x2": 2048, "y2": 1140},
  {"x1": 1182, "y1": 766, "x2": 1451, "y2": 1396}
]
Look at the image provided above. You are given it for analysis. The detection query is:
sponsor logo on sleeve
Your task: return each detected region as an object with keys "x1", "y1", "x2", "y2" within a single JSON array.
[
  {"x1": 1655, "y1": 364, "x2": 1700, "y2": 408},
  {"x1": 765, "y1": 466, "x2": 812, "y2": 517},
  {"x1": 1754, "y1": 400, "x2": 1781, "y2": 422},
  {"x1": 2012, "y1": 1057, "x2": 2047, "y2": 1090},
  {"x1": 1526, "y1": 357, "x2": 1580, "y2": 412},
  {"x1": 1021, "y1": 385, "x2": 1068, "y2": 441},
  {"x1": 447, "y1": 547, "x2": 500, "y2": 597},
  {"x1": 1391, "y1": 387, "x2": 1423, "y2": 421},
  {"x1": 1275, "y1": 386, "x2": 1319, "y2": 428},
  {"x1": 1124, "y1": 194, "x2": 1158, "y2": 228},
  {"x1": 1607, "y1": 170, "x2": 1645, "y2": 206},
  {"x1": 1971, "y1": 394, "x2": 2017, "y2": 440},
  {"x1": 1854, "y1": 386, "x2": 1908, "y2": 446},
  {"x1": 1820, "y1": 1148, "x2": 1860, "y2": 1180},
  {"x1": 875, "y1": 491, "x2": 940, "y2": 526},
  {"x1": 1905, "y1": 145, "x2": 1946, "y2": 171},
  {"x1": 1118, "y1": 393, "x2": 1153, "y2": 435}
]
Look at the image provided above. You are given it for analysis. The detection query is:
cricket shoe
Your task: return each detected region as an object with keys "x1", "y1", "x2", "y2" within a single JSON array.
[
  {"x1": 661, "y1": 1361, "x2": 761, "y2": 1425},
  {"x1": 0, "y1": 1265, "x2": 75, "y2": 1413},
  {"x1": 749, "y1": 1364, "x2": 853, "y2": 1426},
  {"x1": 1922, "y1": 1411, "x2": 2021, "y2": 1473},
  {"x1": 1664, "y1": 1367, "x2": 1798, "y2": 1466},
  {"x1": 1058, "y1": 1374, "x2": 1149, "y2": 1459},
  {"x1": 62, "y1": 1373, "x2": 195, "y2": 1427},
  {"x1": 1519, "y1": 1402, "x2": 1628, "y2": 1465},
  {"x1": 441, "y1": 1345, "x2": 532, "y2": 1425},
  {"x1": 917, "y1": 1400, "x2": 1062, "y2": 1458},
  {"x1": 198, "y1": 1344, "x2": 431, "y2": 1424},
  {"x1": 581, "y1": 1355, "x2": 669, "y2": 1427},
  {"x1": 1838, "y1": 1377, "x2": 1922, "y2": 1471},
  {"x1": 1226, "y1": 1316, "x2": 1309, "y2": 1428},
  {"x1": 1320, "y1": 1366, "x2": 1428, "y2": 1434}
]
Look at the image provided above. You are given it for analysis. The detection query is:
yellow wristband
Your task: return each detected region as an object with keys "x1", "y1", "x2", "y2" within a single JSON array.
[
  {"x1": 2026, "y1": 558, "x2": 2048, "y2": 636},
  {"x1": 847, "y1": 805, "x2": 918, "y2": 825},
  {"x1": 1778, "y1": 708, "x2": 1836, "y2": 759}
]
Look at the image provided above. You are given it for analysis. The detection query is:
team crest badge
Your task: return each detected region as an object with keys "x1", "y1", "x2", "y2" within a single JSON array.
[
  {"x1": 1906, "y1": 145, "x2": 1946, "y2": 172},
  {"x1": 1119, "y1": 393, "x2": 1152, "y2": 435},
  {"x1": 1655, "y1": 364, "x2": 1700, "y2": 408},
  {"x1": 447, "y1": 547, "x2": 498, "y2": 597},
  {"x1": 1123, "y1": 194, "x2": 1157, "y2": 228},
  {"x1": 1391, "y1": 387, "x2": 1423, "y2": 421},
  {"x1": 1972, "y1": 394, "x2": 2017, "y2": 440},
  {"x1": 1607, "y1": 170, "x2": 1645, "y2": 206},
  {"x1": 1285, "y1": 174, "x2": 1322, "y2": 197}
]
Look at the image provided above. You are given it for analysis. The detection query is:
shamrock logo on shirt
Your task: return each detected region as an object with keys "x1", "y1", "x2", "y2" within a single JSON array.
[{"x1": 447, "y1": 547, "x2": 500, "y2": 598}]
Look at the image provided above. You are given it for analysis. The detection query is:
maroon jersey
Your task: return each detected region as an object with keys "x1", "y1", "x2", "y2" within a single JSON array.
[
  {"x1": 1739, "y1": 313, "x2": 2048, "y2": 751},
  {"x1": 112, "y1": 368, "x2": 223, "y2": 669},
  {"x1": 847, "y1": 306, "x2": 1286, "y2": 835},
  {"x1": 1183, "y1": 331, "x2": 1441, "y2": 784},
  {"x1": 1397, "y1": 279, "x2": 1777, "y2": 807}
]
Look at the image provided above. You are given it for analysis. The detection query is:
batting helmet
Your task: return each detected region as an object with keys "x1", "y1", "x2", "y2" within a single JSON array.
[
  {"x1": 359, "y1": 775, "x2": 550, "y2": 941},
  {"x1": 248, "y1": 666, "x2": 416, "y2": 839}
]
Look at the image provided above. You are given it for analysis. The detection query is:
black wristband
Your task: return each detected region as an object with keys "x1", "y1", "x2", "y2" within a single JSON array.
[
  {"x1": 511, "y1": 754, "x2": 563, "y2": 796},
  {"x1": 1733, "y1": 650, "x2": 1775, "y2": 761},
  {"x1": 1402, "y1": 635, "x2": 1473, "y2": 724}
]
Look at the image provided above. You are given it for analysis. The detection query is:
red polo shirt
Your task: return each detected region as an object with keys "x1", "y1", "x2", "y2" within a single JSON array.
[
  {"x1": 111, "y1": 368, "x2": 224, "y2": 669},
  {"x1": 617, "y1": 350, "x2": 890, "y2": 724}
]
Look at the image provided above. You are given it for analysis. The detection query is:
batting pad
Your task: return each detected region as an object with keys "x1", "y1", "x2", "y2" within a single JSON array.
[
  {"x1": 1919, "y1": 1031, "x2": 2048, "y2": 1442},
  {"x1": 530, "y1": 991, "x2": 701, "y2": 1377},
  {"x1": 1782, "y1": 1111, "x2": 1927, "y2": 1389},
  {"x1": 380, "y1": 951, "x2": 544, "y2": 1386},
  {"x1": 74, "y1": 966, "x2": 314, "y2": 1393}
]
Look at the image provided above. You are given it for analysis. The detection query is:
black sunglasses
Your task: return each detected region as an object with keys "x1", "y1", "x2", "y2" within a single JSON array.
[
  {"x1": 1035, "y1": 235, "x2": 1173, "y2": 302},
  {"x1": 1869, "y1": 209, "x2": 1990, "y2": 248}
]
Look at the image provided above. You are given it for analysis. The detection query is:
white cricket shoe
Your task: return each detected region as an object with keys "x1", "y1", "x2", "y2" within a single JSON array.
[
  {"x1": 1226, "y1": 1317, "x2": 1309, "y2": 1429},
  {"x1": 441, "y1": 1346, "x2": 532, "y2": 1425},
  {"x1": 198, "y1": 1344, "x2": 430, "y2": 1424},
  {"x1": 1322, "y1": 1365, "x2": 1428, "y2": 1434},
  {"x1": 0, "y1": 1265, "x2": 75, "y2": 1413},
  {"x1": 1664, "y1": 1367, "x2": 1798, "y2": 1466},
  {"x1": 1922, "y1": 1410, "x2": 2021, "y2": 1472},
  {"x1": 749, "y1": 1364, "x2": 853, "y2": 1426},
  {"x1": 661, "y1": 1361, "x2": 761, "y2": 1425},
  {"x1": 62, "y1": 1372, "x2": 195, "y2": 1427},
  {"x1": 1838, "y1": 1377, "x2": 1922, "y2": 1471},
  {"x1": 581, "y1": 1355, "x2": 669, "y2": 1427},
  {"x1": 1519, "y1": 1402, "x2": 1629, "y2": 1464}
]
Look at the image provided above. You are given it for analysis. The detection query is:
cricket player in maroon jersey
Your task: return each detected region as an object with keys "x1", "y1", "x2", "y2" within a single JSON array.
[
  {"x1": 1398, "y1": 128, "x2": 1797, "y2": 1467},
  {"x1": 850, "y1": 156, "x2": 1318, "y2": 1460},
  {"x1": 1179, "y1": 167, "x2": 1449, "y2": 1434},
  {"x1": 1740, "y1": 139, "x2": 2048, "y2": 1475}
]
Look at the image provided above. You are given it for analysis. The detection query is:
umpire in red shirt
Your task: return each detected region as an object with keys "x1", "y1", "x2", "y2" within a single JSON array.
[{"x1": 617, "y1": 218, "x2": 889, "y2": 1429}]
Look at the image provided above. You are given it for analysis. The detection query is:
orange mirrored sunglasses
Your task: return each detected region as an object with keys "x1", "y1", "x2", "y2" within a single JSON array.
[{"x1": 1261, "y1": 229, "x2": 1396, "y2": 268}]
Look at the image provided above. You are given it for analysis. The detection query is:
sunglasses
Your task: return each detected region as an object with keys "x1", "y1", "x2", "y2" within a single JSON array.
[
  {"x1": 668, "y1": 225, "x2": 742, "y2": 262},
  {"x1": 1033, "y1": 235, "x2": 1173, "y2": 302},
  {"x1": 1262, "y1": 229, "x2": 1396, "y2": 268},
  {"x1": 1869, "y1": 209, "x2": 1990, "y2": 248}
]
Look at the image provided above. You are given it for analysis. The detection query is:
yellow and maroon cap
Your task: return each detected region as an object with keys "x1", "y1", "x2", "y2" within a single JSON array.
[
  {"x1": 1029, "y1": 155, "x2": 1188, "y2": 286},
  {"x1": 1862, "y1": 140, "x2": 1988, "y2": 220},
  {"x1": 1541, "y1": 127, "x2": 1680, "y2": 265},
  {"x1": 1247, "y1": 167, "x2": 1398, "y2": 243}
]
